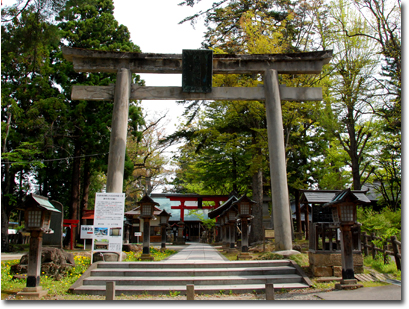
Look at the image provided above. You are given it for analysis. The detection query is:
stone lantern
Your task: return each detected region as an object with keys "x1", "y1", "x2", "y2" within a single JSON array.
[
  {"x1": 158, "y1": 209, "x2": 171, "y2": 250},
  {"x1": 136, "y1": 194, "x2": 159, "y2": 261},
  {"x1": 324, "y1": 188, "x2": 364, "y2": 290},
  {"x1": 235, "y1": 195, "x2": 256, "y2": 259},
  {"x1": 18, "y1": 194, "x2": 61, "y2": 299}
]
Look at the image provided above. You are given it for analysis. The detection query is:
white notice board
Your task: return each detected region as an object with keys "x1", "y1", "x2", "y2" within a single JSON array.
[
  {"x1": 92, "y1": 193, "x2": 125, "y2": 262},
  {"x1": 80, "y1": 225, "x2": 94, "y2": 239}
]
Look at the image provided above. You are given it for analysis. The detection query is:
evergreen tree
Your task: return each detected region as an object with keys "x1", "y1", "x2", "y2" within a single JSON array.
[
  {"x1": 1, "y1": 3, "x2": 65, "y2": 250},
  {"x1": 55, "y1": 0, "x2": 144, "y2": 242}
]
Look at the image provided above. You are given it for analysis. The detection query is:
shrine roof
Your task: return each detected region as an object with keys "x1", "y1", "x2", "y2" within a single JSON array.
[
  {"x1": 26, "y1": 193, "x2": 61, "y2": 213},
  {"x1": 299, "y1": 189, "x2": 371, "y2": 204},
  {"x1": 208, "y1": 195, "x2": 239, "y2": 219}
]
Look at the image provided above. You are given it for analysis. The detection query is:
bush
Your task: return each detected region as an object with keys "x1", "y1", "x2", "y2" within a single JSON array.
[{"x1": 357, "y1": 206, "x2": 401, "y2": 241}]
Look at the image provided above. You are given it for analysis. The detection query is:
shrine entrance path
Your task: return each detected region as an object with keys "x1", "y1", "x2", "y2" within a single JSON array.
[{"x1": 164, "y1": 243, "x2": 228, "y2": 262}]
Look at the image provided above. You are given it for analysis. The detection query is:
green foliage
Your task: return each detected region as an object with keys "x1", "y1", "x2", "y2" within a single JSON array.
[
  {"x1": 188, "y1": 209, "x2": 216, "y2": 231},
  {"x1": 357, "y1": 206, "x2": 401, "y2": 241}
]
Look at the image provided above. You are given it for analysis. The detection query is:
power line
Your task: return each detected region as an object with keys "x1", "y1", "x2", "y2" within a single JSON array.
[{"x1": 1, "y1": 152, "x2": 109, "y2": 165}]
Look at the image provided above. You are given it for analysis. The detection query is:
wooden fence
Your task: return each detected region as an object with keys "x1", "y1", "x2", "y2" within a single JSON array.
[
  {"x1": 8, "y1": 233, "x2": 30, "y2": 245},
  {"x1": 308, "y1": 222, "x2": 361, "y2": 253},
  {"x1": 361, "y1": 232, "x2": 401, "y2": 271}
]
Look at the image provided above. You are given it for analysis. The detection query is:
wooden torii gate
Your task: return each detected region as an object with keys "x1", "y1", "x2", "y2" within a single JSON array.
[{"x1": 62, "y1": 46, "x2": 332, "y2": 251}]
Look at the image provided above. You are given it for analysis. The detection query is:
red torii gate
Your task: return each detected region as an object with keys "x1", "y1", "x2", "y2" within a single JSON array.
[
  {"x1": 63, "y1": 219, "x2": 79, "y2": 250},
  {"x1": 166, "y1": 194, "x2": 229, "y2": 222}
]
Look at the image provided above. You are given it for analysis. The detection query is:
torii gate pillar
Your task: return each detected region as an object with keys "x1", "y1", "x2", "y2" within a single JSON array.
[
  {"x1": 106, "y1": 68, "x2": 131, "y2": 193},
  {"x1": 264, "y1": 69, "x2": 292, "y2": 251}
]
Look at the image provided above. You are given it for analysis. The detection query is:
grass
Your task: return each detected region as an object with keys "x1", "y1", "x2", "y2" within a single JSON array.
[
  {"x1": 169, "y1": 290, "x2": 181, "y2": 297},
  {"x1": 363, "y1": 256, "x2": 401, "y2": 280},
  {"x1": 1, "y1": 247, "x2": 177, "y2": 300},
  {"x1": 312, "y1": 280, "x2": 390, "y2": 291},
  {"x1": 123, "y1": 247, "x2": 177, "y2": 262}
]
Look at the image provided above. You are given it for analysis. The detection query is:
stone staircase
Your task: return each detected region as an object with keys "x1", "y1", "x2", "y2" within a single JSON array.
[{"x1": 69, "y1": 260, "x2": 312, "y2": 296}]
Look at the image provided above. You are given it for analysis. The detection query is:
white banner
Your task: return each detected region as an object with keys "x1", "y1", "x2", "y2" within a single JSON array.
[{"x1": 93, "y1": 193, "x2": 125, "y2": 253}]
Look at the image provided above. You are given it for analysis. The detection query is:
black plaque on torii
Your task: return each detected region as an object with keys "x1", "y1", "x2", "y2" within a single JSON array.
[{"x1": 182, "y1": 49, "x2": 213, "y2": 93}]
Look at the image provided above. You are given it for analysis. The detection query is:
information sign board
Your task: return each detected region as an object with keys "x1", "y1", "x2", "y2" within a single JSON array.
[
  {"x1": 80, "y1": 225, "x2": 94, "y2": 239},
  {"x1": 92, "y1": 193, "x2": 125, "y2": 256}
]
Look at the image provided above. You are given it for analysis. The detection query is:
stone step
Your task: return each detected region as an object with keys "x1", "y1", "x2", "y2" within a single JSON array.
[
  {"x1": 95, "y1": 260, "x2": 292, "y2": 269},
  {"x1": 73, "y1": 282, "x2": 310, "y2": 296},
  {"x1": 90, "y1": 265, "x2": 297, "y2": 277},
  {"x1": 82, "y1": 274, "x2": 304, "y2": 286},
  {"x1": 70, "y1": 255, "x2": 312, "y2": 296}
]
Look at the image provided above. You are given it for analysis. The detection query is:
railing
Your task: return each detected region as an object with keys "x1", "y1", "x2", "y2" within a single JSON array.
[
  {"x1": 309, "y1": 222, "x2": 361, "y2": 252},
  {"x1": 361, "y1": 232, "x2": 401, "y2": 271}
]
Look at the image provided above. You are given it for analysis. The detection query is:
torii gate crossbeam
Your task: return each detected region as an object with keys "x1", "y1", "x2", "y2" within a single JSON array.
[{"x1": 62, "y1": 47, "x2": 332, "y2": 251}]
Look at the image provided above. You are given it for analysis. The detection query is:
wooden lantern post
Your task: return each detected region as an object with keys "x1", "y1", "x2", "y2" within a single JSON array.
[
  {"x1": 17, "y1": 194, "x2": 61, "y2": 299},
  {"x1": 136, "y1": 195, "x2": 158, "y2": 261},
  {"x1": 227, "y1": 208, "x2": 238, "y2": 252},
  {"x1": 175, "y1": 221, "x2": 186, "y2": 245},
  {"x1": 235, "y1": 195, "x2": 257, "y2": 260},
  {"x1": 158, "y1": 210, "x2": 171, "y2": 250},
  {"x1": 324, "y1": 189, "x2": 366, "y2": 290}
]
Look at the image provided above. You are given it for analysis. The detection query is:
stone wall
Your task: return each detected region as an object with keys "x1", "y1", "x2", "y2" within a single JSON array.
[{"x1": 309, "y1": 251, "x2": 363, "y2": 277}]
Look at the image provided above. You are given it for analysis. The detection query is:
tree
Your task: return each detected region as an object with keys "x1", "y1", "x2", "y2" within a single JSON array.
[
  {"x1": 318, "y1": 0, "x2": 380, "y2": 190},
  {"x1": 1, "y1": 0, "x2": 146, "y2": 250},
  {"x1": 1, "y1": 0, "x2": 68, "y2": 23},
  {"x1": 1, "y1": 3, "x2": 66, "y2": 250},
  {"x1": 124, "y1": 112, "x2": 172, "y2": 210},
  {"x1": 56, "y1": 0, "x2": 144, "y2": 242},
  {"x1": 368, "y1": 126, "x2": 401, "y2": 210},
  {"x1": 349, "y1": 0, "x2": 401, "y2": 133}
]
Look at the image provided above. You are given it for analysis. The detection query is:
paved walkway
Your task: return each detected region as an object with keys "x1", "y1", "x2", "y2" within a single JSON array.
[
  {"x1": 1, "y1": 253, "x2": 24, "y2": 261},
  {"x1": 314, "y1": 284, "x2": 402, "y2": 301},
  {"x1": 164, "y1": 242, "x2": 228, "y2": 262}
]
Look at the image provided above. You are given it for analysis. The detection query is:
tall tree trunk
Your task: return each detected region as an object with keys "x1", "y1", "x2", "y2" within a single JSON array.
[
  {"x1": 1, "y1": 115, "x2": 12, "y2": 252},
  {"x1": 249, "y1": 167, "x2": 263, "y2": 244},
  {"x1": 1, "y1": 198, "x2": 10, "y2": 252},
  {"x1": 80, "y1": 156, "x2": 91, "y2": 226},
  {"x1": 70, "y1": 140, "x2": 81, "y2": 247},
  {"x1": 347, "y1": 114, "x2": 361, "y2": 190},
  {"x1": 232, "y1": 154, "x2": 238, "y2": 193}
]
